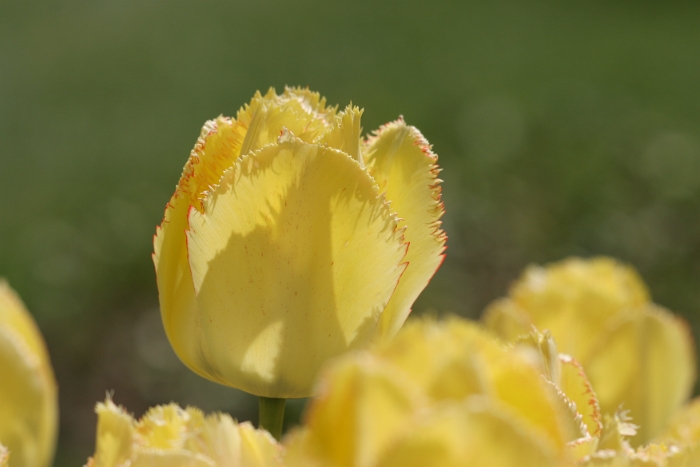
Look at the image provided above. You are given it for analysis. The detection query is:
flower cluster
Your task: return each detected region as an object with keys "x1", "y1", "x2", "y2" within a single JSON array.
[
  {"x1": 77, "y1": 257, "x2": 700, "y2": 467},
  {"x1": 2, "y1": 88, "x2": 700, "y2": 467}
]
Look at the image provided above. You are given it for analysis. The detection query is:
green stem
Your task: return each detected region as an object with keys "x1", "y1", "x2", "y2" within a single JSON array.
[{"x1": 259, "y1": 397, "x2": 286, "y2": 440}]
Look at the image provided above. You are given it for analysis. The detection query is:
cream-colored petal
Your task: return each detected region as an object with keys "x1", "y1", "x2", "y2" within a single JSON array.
[
  {"x1": 153, "y1": 116, "x2": 250, "y2": 384},
  {"x1": 238, "y1": 422, "x2": 284, "y2": 467},
  {"x1": 237, "y1": 88, "x2": 336, "y2": 156},
  {"x1": 301, "y1": 355, "x2": 423, "y2": 467},
  {"x1": 186, "y1": 139, "x2": 407, "y2": 397},
  {"x1": 130, "y1": 450, "x2": 215, "y2": 467},
  {"x1": 485, "y1": 342, "x2": 583, "y2": 449},
  {"x1": 320, "y1": 105, "x2": 364, "y2": 164},
  {"x1": 0, "y1": 282, "x2": 57, "y2": 467},
  {"x1": 374, "y1": 318, "x2": 580, "y2": 450},
  {"x1": 363, "y1": 119, "x2": 446, "y2": 339},
  {"x1": 559, "y1": 355, "x2": 603, "y2": 439},
  {"x1": 585, "y1": 305, "x2": 696, "y2": 445},
  {"x1": 0, "y1": 445, "x2": 7, "y2": 467},
  {"x1": 92, "y1": 399, "x2": 135, "y2": 467},
  {"x1": 657, "y1": 396, "x2": 700, "y2": 445},
  {"x1": 135, "y1": 404, "x2": 201, "y2": 450},
  {"x1": 484, "y1": 257, "x2": 650, "y2": 362},
  {"x1": 376, "y1": 398, "x2": 562, "y2": 467}
]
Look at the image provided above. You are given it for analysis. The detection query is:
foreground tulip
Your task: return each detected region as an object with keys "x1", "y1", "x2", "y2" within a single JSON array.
[
  {"x1": 84, "y1": 398, "x2": 283, "y2": 467},
  {"x1": 284, "y1": 317, "x2": 596, "y2": 467},
  {"x1": 482, "y1": 257, "x2": 696, "y2": 444},
  {"x1": 153, "y1": 87, "x2": 446, "y2": 414},
  {"x1": 0, "y1": 281, "x2": 58, "y2": 467}
]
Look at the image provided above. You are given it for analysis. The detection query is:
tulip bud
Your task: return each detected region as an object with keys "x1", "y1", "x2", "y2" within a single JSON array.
[
  {"x1": 0, "y1": 281, "x2": 58, "y2": 467},
  {"x1": 153, "y1": 88, "x2": 446, "y2": 398}
]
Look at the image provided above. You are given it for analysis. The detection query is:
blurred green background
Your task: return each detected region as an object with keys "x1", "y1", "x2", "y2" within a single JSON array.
[{"x1": 1, "y1": 0, "x2": 699, "y2": 464}]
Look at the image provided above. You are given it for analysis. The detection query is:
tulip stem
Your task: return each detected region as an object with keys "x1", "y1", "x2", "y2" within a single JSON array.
[{"x1": 259, "y1": 397, "x2": 286, "y2": 440}]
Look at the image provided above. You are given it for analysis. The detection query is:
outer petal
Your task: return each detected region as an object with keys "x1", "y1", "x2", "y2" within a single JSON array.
[
  {"x1": 298, "y1": 356, "x2": 423, "y2": 467},
  {"x1": 0, "y1": 445, "x2": 7, "y2": 467},
  {"x1": 376, "y1": 398, "x2": 562, "y2": 467},
  {"x1": 363, "y1": 119, "x2": 446, "y2": 339},
  {"x1": 130, "y1": 451, "x2": 214, "y2": 467},
  {"x1": 483, "y1": 257, "x2": 650, "y2": 362},
  {"x1": 186, "y1": 139, "x2": 407, "y2": 397},
  {"x1": 154, "y1": 116, "x2": 250, "y2": 381},
  {"x1": 559, "y1": 355, "x2": 603, "y2": 440},
  {"x1": 0, "y1": 281, "x2": 57, "y2": 467},
  {"x1": 155, "y1": 90, "x2": 345, "y2": 384},
  {"x1": 585, "y1": 305, "x2": 696, "y2": 444},
  {"x1": 90, "y1": 399, "x2": 135, "y2": 467}
]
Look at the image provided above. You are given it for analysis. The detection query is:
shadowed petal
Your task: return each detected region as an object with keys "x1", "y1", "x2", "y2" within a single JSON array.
[{"x1": 186, "y1": 139, "x2": 407, "y2": 397}]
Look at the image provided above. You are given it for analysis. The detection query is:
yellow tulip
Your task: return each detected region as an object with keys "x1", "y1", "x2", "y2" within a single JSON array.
[
  {"x1": 482, "y1": 257, "x2": 696, "y2": 445},
  {"x1": 84, "y1": 398, "x2": 283, "y2": 467},
  {"x1": 285, "y1": 317, "x2": 592, "y2": 467},
  {"x1": 153, "y1": 87, "x2": 446, "y2": 398},
  {"x1": 0, "y1": 281, "x2": 58, "y2": 467}
]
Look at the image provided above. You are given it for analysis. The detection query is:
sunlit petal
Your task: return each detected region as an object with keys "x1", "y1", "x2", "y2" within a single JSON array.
[{"x1": 363, "y1": 120, "x2": 446, "y2": 338}]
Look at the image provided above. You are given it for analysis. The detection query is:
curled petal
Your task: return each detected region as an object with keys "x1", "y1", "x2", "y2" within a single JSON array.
[
  {"x1": 363, "y1": 119, "x2": 446, "y2": 339},
  {"x1": 585, "y1": 305, "x2": 696, "y2": 444}
]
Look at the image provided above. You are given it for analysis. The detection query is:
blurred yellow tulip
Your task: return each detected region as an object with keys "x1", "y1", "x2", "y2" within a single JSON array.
[
  {"x1": 84, "y1": 398, "x2": 283, "y2": 467},
  {"x1": 0, "y1": 281, "x2": 58, "y2": 467},
  {"x1": 483, "y1": 257, "x2": 696, "y2": 444},
  {"x1": 153, "y1": 87, "x2": 446, "y2": 398},
  {"x1": 285, "y1": 317, "x2": 593, "y2": 467}
]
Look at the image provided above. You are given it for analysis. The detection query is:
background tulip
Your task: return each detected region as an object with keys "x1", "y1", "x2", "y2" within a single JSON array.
[
  {"x1": 284, "y1": 317, "x2": 591, "y2": 467},
  {"x1": 153, "y1": 88, "x2": 446, "y2": 404},
  {"x1": 84, "y1": 398, "x2": 283, "y2": 467},
  {"x1": 483, "y1": 257, "x2": 696, "y2": 445},
  {"x1": 0, "y1": 281, "x2": 58, "y2": 467}
]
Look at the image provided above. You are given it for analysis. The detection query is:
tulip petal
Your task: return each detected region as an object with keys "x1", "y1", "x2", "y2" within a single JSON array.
[
  {"x1": 559, "y1": 355, "x2": 603, "y2": 439},
  {"x1": 92, "y1": 399, "x2": 135, "y2": 467},
  {"x1": 186, "y1": 139, "x2": 407, "y2": 397},
  {"x1": 584, "y1": 305, "x2": 696, "y2": 444},
  {"x1": 0, "y1": 282, "x2": 57, "y2": 467},
  {"x1": 483, "y1": 258, "x2": 650, "y2": 362},
  {"x1": 320, "y1": 105, "x2": 364, "y2": 164},
  {"x1": 131, "y1": 450, "x2": 215, "y2": 467},
  {"x1": 238, "y1": 88, "x2": 337, "y2": 154},
  {"x1": 301, "y1": 356, "x2": 423, "y2": 467},
  {"x1": 363, "y1": 119, "x2": 446, "y2": 339},
  {"x1": 376, "y1": 398, "x2": 562, "y2": 467}
]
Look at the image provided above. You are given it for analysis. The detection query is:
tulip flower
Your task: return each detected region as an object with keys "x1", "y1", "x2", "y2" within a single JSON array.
[
  {"x1": 284, "y1": 317, "x2": 596, "y2": 467},
  {"x1": 84, "y1": 398, "x2": 283, "y2": 467},
  {"x1": 153, "y1": 87, "x2": 446, "y2": 434},
  {"x1": 0, "y1": 281, "x2": 58, "y2": 467},
  {"x1": 482, "y1": 257, "x2": 696, "y2": 445}
]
